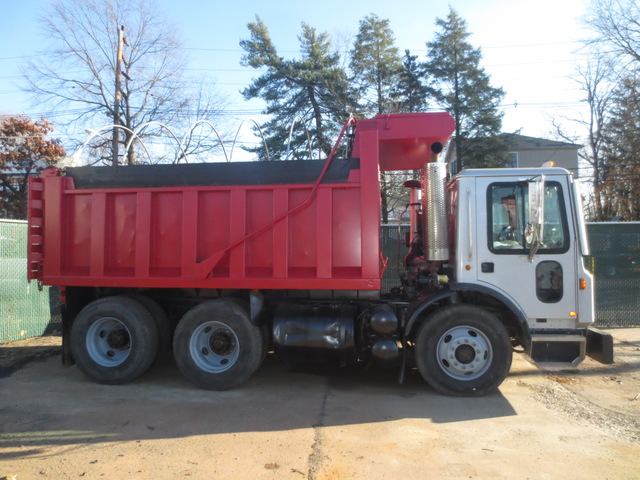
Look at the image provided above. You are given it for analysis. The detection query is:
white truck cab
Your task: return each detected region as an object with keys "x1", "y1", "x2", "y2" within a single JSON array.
[{"x1": 451, "y1": 168, "x2": 598, "y2": 366}]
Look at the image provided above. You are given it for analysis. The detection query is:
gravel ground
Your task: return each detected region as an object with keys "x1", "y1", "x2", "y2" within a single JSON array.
[
  {"x1": 528, "y1": 329, "x2": 640, "y2": 446},
  {"x1": 528, "y1": 378, "x2": 640, "y2": 445}
]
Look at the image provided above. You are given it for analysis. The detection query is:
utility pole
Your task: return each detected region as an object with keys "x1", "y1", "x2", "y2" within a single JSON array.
[{"x1": 112, "y1": 25, "x2": 125, "y2": 167}]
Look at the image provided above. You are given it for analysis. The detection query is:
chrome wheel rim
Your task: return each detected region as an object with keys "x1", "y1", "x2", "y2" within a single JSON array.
[
  {"x1": 86, "y1": 317, "x2": 132, "y2": 367},
  {"x1": 436, "y1": 326, "x2": 492, "y2": 380},
  {"x1": 189, "y1": 321, "x2": 239, "y2": 373}
]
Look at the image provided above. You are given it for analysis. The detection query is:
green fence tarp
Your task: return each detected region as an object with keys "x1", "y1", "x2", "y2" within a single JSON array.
[
  {"x1": 586, "y1": 222, "x2": 640, "y2": 326},
  {"x1": 1, "y1": 220, "x2": 60, "y2": 343}
]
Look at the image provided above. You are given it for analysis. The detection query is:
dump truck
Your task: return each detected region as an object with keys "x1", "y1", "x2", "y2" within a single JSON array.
[{"x1": 27, "y1": 112, "x2": 612, "y2": 396}]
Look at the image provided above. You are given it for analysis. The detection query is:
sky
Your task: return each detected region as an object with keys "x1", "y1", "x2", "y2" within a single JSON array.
[{"x1": 0, "y1": 0, "x2": 595, "y2": 155}]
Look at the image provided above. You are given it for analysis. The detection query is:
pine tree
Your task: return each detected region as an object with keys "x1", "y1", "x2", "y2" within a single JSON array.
[
  {"x1": 392, "y1": 50, "x2": 429, "y2": 113},
  {"x1": 349, "y1": 14, "x2": 403, "y2": 116},
  {"x1": 424, "y1": 8, "x2": 508, "y2": 172},
  {"x1": 349, "y1": 15, "x2": 406, "y2": 223},
  {"x1": 240, "y1": 17, "x2": 352, "y2": 160}
]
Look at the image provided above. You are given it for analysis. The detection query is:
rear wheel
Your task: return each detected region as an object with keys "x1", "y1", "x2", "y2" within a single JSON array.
[
  {"x1": 125, "y1": 293, "x2": 172, "y2": 363},
  {"x1": 173, "y1": 299, "x2": 263, "y2": 390},
  {"x1": 70, "y1": 296, "x2": 159, "y2": 384},
  {"x1": 415, "y1": 304, "x2": 512, "y2": 396}
]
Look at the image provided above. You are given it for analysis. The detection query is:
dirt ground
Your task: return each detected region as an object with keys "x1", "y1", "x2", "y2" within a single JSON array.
[{"x1": 0, "y1": 329, "x2": 639, "y2": 480}]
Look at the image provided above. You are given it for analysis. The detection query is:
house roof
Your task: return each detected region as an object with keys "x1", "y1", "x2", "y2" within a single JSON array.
[{"x1": 502, "y1": 133, "x2": 582, "y2": 151}]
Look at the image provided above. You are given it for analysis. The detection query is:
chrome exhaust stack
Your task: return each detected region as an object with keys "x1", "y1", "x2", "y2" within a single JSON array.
[{"x1": 422, "y1": 162, "x2": 449, "y2": 261}]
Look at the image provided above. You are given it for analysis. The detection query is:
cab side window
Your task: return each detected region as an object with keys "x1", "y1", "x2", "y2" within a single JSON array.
[
  {"x1": 490, "y1": 185, "x2": 526, "y2": 250},
  {"x1": 536, "y1": 261, "x2": 563, "y2": 303},
  {"x1": 489, "y1": 182, "x2": 569, "y2": 254},
  {"x1": 542, "y1": 184, "x2": 567, "y2": 250}
]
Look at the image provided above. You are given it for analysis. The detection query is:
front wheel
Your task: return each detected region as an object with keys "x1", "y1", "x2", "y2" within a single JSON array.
[
  {"x1": 414, "y1": 305, "x2": 512, "y2": 396},
  {"x1": 173, "y1": 299, "x2": 264, "y2": 390}
]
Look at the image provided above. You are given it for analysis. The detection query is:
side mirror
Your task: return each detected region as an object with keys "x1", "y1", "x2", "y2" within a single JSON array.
[
  {"x1": 526, "y1": 177, "x2": 545, "y2": 259},
  {"x1": 528, "y1": 177, "x2": 544, "y2": 226}
]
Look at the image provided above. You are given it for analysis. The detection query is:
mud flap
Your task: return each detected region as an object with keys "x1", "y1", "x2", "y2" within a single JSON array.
[{"x1": 586, "y1": 327, "x2": 614, "y2": 364}]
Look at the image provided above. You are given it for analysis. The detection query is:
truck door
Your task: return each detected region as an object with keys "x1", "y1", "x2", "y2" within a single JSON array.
[{"x1": 474, "y1": 176, "x2": 579, "y2": 327}]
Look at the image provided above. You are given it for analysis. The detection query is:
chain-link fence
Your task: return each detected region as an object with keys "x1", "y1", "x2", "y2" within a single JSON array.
[
  {"x1": 587, "y1": 222, "x2": 640, "y2": 326},
  {"x1": 381, "y1": 224, "x2": 409, "y2": 295},
  {"x1": 1, "y1": 220, "x2": 61, "y2": 343},
  {"x1": 382, "y1": 223, "x2": 640, "y2": 327}
]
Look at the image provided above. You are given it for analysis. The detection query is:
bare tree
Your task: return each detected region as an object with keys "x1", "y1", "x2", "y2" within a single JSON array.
[
  {"x1": 579, "y1": 58, "x2": 615, "y2": 220},
  {"x1": 554, "y1": 56, "x2": 613, "y2": 220},
  {"x1": 580, "y1": 0, "x2": 640, "y2": 219},
  {"x1": 23, "y1": 0, "x2": 227, "y2": 166},
  {"x1": 583, "y1": 0, "x2": 640, "y2": 66},
  {"x1": 599, "y1": 73, "x2": 640, "y2": 221}
]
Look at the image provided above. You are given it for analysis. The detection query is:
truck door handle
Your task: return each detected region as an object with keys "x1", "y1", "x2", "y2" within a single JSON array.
[{"x1": 481, "y1": 262, "x2": 494, "y2": 273}]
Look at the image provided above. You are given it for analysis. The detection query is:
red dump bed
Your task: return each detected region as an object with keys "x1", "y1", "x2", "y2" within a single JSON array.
[{"x1": 27, "y1": 113, "x2": 454, "y2": 291}]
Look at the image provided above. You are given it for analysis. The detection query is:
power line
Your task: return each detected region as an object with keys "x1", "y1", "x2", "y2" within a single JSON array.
[
  {"x1": 482, "y1": 41, "x2": 583, "y2": 49},
  {"x1": 2, "y1": 98, "x2": 592, "y2": 122},
  {"x1": 0, "y1": 54, "x2": 43, "y2": 61}
]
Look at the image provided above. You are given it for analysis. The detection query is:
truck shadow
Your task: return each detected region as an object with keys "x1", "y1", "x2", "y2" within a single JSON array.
[
  {"x1": 0, "y1": 341, "x2": 61, "y2": 379},
  {"x1": 0, "y1": 353, "x2": 517, "y2": 459}
]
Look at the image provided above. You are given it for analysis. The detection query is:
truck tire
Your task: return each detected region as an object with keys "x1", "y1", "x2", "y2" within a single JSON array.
[
  {"x1": 173, "y1": 299, "x2": 264, "y2": 390},
  {"x1": 70, "y1": 296, "x2": 160, "y2": 384},
  {"x1": 125, "y1": 293, "x2": 172, "y2": 363},
  {"x1": 215, "y1": 296, "x2": 270, "y2": 363},
  {"x1": 414, "y1": 304, "x2": 512, "y2": 396}
]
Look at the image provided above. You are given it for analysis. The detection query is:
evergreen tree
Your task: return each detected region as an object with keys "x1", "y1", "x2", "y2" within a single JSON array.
[
  {"x1": 349, "y1": 14, "x2": 406, "y2": 223},
  {"x1": 600, "y1": 74, "x2": 640, "y2": 220},
  {"x1": 349, "y1": 14, "x2": 403, "y2": 115},
  {"x1": 392, "y1": 50, "x2": 429, "y2": 113},
  {"x1": 424, "y1": 8, "x2": 508, "y2": 172},
  {"x1": 240, "y1": 17, "x2": 352, "y2": 160}
]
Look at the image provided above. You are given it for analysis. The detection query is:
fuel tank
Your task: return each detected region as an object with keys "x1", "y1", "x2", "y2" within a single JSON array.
[{"x1": 272, "y1": 304, "x2": 357, "y2": 365}]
